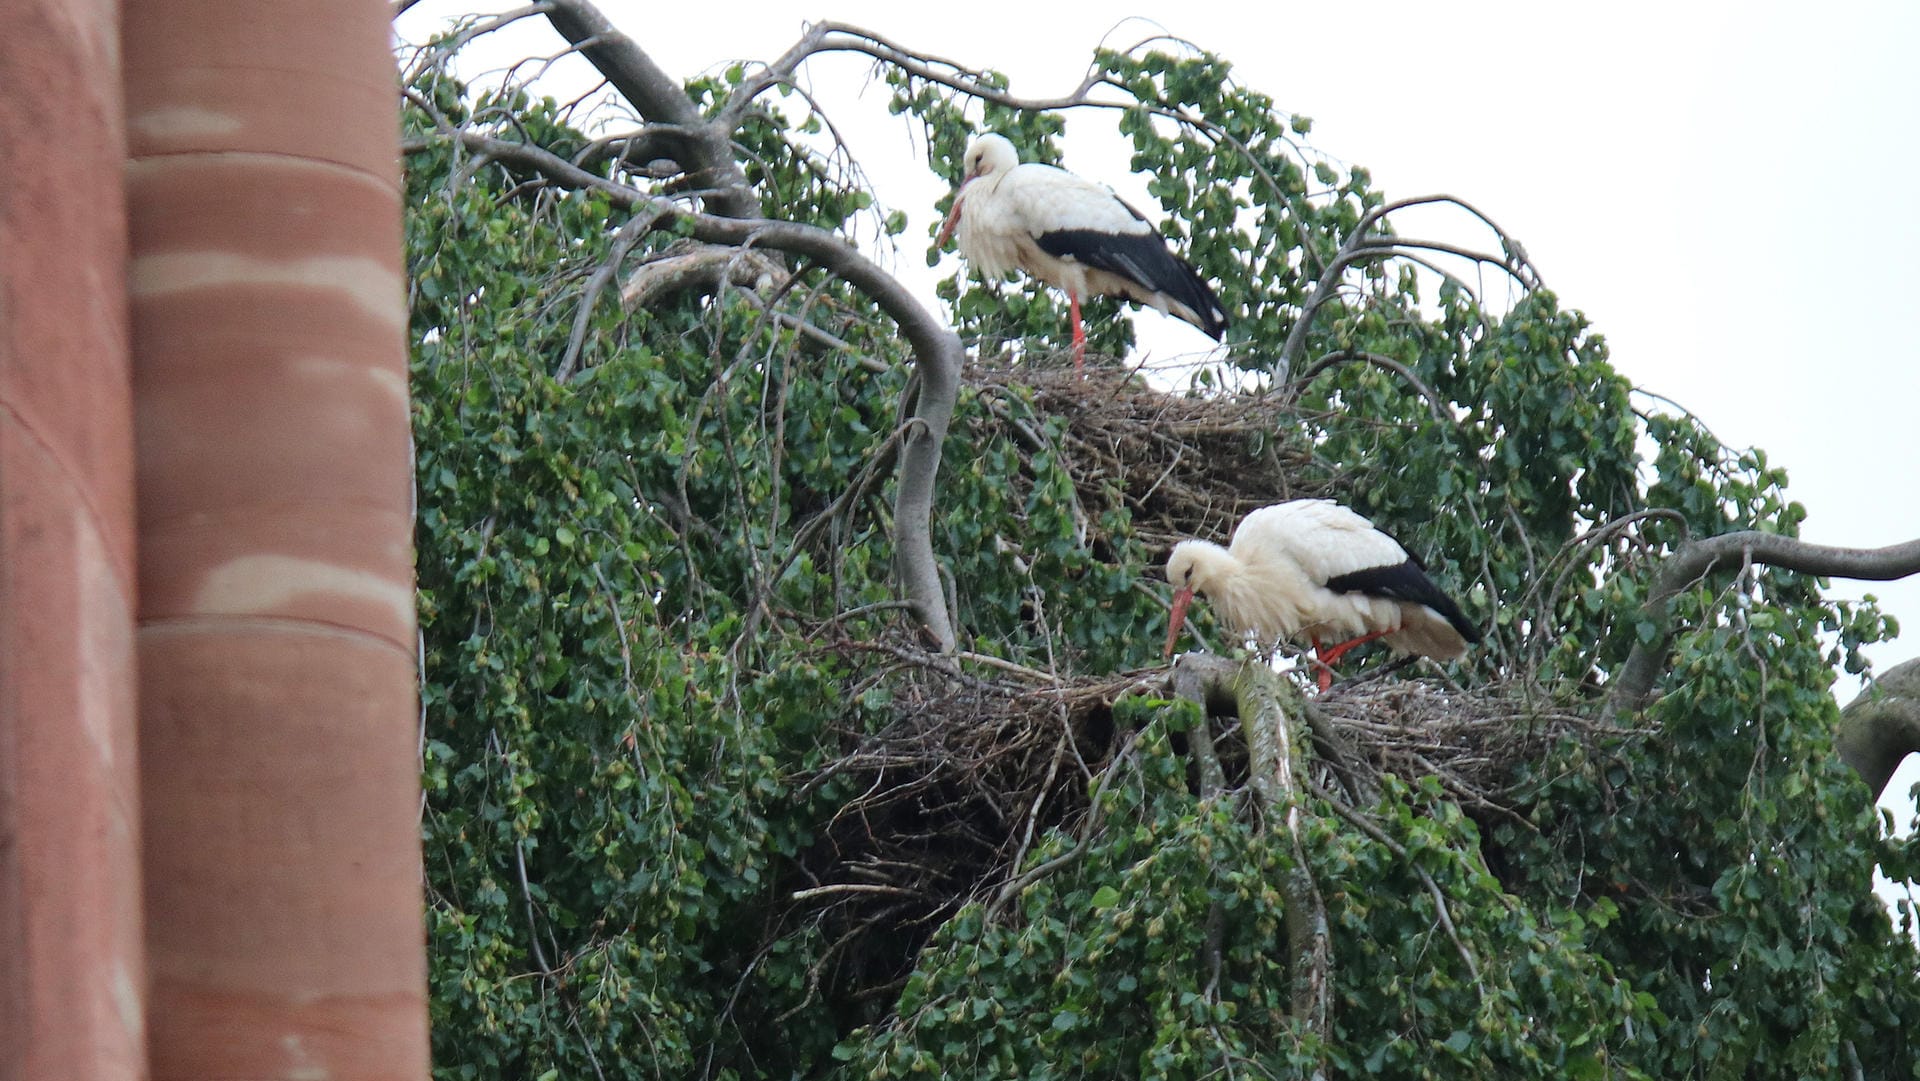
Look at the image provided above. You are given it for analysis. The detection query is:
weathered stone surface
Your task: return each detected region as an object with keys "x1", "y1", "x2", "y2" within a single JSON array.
[{"x1": 0, "y1": 4, "x2": 145, "y2": 1080}]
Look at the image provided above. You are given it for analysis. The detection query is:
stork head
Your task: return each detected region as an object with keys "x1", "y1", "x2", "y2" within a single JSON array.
[
  {"x1": 1163, "y1": 540, "x2": 1223, "y2": 658},
  {"x1": 960, "y1": 133, "x2": 1020, "y2": 183},
  {"x1": 936, "y1": 134, "x2": 1021, "y2": 248}
]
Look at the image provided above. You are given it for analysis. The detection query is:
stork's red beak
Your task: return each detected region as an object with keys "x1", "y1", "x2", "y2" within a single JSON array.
[
  {"x1": 935, "y1": 186, "x2": 967, "y2": 248},
  {"x1": 1163, "y1": 587, "x2": 1194, "y2": 659}
]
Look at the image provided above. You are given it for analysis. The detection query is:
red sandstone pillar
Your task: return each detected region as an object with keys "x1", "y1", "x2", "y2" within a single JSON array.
[
  {"x1": 0, "y1": 3, "x2": 147, "y2": 1079},
  {"x1": 123, "y1": 2, "x2": 429, "y2": 1078}
]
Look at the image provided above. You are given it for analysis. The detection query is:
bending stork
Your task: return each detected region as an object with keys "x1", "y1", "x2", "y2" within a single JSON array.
[
  {"x1": 935, "y1": 133, "x2": 1229, "y2": 372},
  {"x1": 1162, "y1": 499, "x2": 1480, "y2": 691}
]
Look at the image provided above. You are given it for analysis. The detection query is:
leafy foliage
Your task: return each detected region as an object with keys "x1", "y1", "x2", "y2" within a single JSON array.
[{"x1": 402, "y1": 26, "x2": 1915, "y2": 1081}]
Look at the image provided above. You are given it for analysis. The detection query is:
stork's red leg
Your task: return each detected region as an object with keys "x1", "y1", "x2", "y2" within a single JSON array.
[
  {"x1": 1311, "y1": 628, "x2": 1394, "y2": 692},
  {"x1": 1069, "y1": 291, "x2": 1086, "y2": 374},
  {"x1": 1316, "y1": 628, "x2": 1392, "y2": 668},
  {"x1": 1309, "y1": 636, "x2": 1332, "y2": 694}
]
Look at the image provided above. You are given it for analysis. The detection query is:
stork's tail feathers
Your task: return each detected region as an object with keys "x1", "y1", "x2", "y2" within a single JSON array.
[
  {"x1": 1324, "y1": 559, "x2": 1480, "y2": 647},
  {"x1": 1035, "y1": 228, "x2": 1230, "y2": 341},
  {"x1": 1174, "y1": 263, "x2": 1231, "y2": 341}
]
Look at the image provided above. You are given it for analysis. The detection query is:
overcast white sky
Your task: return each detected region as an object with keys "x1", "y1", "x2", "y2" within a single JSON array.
[{"x1": 399, "y1": 1, "x2": 1920, "y2": 836}]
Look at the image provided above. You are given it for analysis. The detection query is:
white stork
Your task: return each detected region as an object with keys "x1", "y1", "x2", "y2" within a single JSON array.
[
  {"x1": 1161, "y1": 499, "x2": 1480, "y2": 691},
  {"x1": 935, "y1": 133, "x2": 1230, "y2": 372}
]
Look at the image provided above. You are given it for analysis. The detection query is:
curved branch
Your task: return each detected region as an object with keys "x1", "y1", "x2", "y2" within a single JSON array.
[
  {"x1": 414, "y1": 121, "x2": 962, "y2": 650},
  {"x1": 1360, "y1": 236, "x2": 1542, "y2": 287},
  {"x1": 725, "y1": 22, "x2": 1114, "y2": 127},
  {"x1": 1275, "y1": 194, "x2": 1540, "y2": 382},
  {"x1": 1839, "y1": 658, "x2": 1920, "y2": 802},
  {"x1": 1289, "y1": 349, "x2": 1449, "y2": 422},
  {"x1": 555, "y1": 205, "x2": 667, "y2": 382},
  {"x1": 1511, "y1": 508, "x2": 1690, "y2": 649},
  {"x1": 616, "y1": 243, "x2": 788, "y2": 312},
  {"x1": 398, "y1": 5, "x2": 559, "y2": 90},
  {"x1": 540, "y1": 0, "x2": 759, "y2": 218},
  {"x1": 1609, "y1": 532, "x2": 1920, "y2": 715},
  {"x1": 1225, "y1": 660, "x2": 1331, "y2": 1053}
]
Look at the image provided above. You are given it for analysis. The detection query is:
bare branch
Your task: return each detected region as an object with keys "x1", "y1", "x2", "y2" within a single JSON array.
[
  {"x1": 1838, "y1": 657, "x2": 1920, "y2": 801},
  {"x1": 788, "y1": 883, "x2": 925, "y2": 902},
  {"x1": 1276, "y1": 194, "x2": 1540, "y2": 382},
  {"x1": 1609, "y1": 532, "x2": 1920, "y2": 715},
  {"x1": 413, "y1": 118, "x2": 961, "y2": 650},
  {"x1": 1289, "y1": 349, "x2": 1449, "y2": 422},
  {"x1": 724, "y1": 22, "x2": 1115, "y2": 128},
  {"x1": 618, "y1": 242, "x2": 788, "y2": 311},
  {"x1": 555, "y1": 206, "x2": 668, "y2": 382},
  {"x1": 540, "y1": 0, "x2": 760, "y2": 218},
  {"x1": 400, "y1": 3, "x2": 555, "y2": 79}
]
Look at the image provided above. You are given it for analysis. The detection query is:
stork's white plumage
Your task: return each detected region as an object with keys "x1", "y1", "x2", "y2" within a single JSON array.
[
  {"x1": 936, "y1": 133, "x2": 1229, "y2": 371},
  {"x1": 1162, "y1": 499, "x2": 1479, "y2": 691}
]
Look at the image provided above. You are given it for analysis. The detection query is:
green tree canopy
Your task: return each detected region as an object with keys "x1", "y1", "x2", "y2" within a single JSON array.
[{"x1": 399, "y1": 6, "x2": 1918, "y2": 1078}]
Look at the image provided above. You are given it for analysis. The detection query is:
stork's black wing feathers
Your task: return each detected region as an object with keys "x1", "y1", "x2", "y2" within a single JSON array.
[
  {"x1": 1324, "y1": 559, "x2": 1481, "y2": 644},
  {"x1": 1035, "y1": 225, "x2": 1230, "y2": 340}
]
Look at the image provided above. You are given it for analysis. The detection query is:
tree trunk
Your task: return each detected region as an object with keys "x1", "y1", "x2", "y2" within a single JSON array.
[
  {"x1": 0, "y1": 3, "x2": 145, "y2": 1077},
  {"x1": 125, "y1": 2, "x2": 430, "y2": 1078}
]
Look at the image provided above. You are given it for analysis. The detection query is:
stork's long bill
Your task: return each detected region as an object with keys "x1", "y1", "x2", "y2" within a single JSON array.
[
  {"x1": 935, "y1": 191, "x2": 966, "y2": 248},
  {"x1": 934, "y1": 170, "x2": 977, "y2": 248},
  {"x1": 1163, "y1": 586, "x2": 1195, "y2": 659}
]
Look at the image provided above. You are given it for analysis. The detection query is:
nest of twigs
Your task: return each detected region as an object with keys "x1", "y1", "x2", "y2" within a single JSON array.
[
  {"x1": 785, "y1": 639, "x2": 1161, "y2": 1005},
  {"x1": 962, "y1": 361, "x2": 1340, "y2": 553},
  {"x1": 784, "y1": 635, "x2": 1612, "y2": 1009},
  {"x1": 781, "y1": 365, "x2": 1616, "y2": 1011}
]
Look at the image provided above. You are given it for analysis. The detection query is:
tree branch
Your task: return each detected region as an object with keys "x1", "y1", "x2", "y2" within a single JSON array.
[
  {"x1": 1228, "y1": 660, "x2": 1332, "y2": 1055},
  {"x1": 1289, "y1": 349, "x2": 1449, "y2": 422},
  {"x1": 1172, "y1": 657, "x2": 1231, "y2": 1001},
  {"x1": 412, "y1": 119, "x2": 961, "y2": 650},
  {"x1": 1609, "y1": 532, "x2": 1920, "y2": 715},
  {"x1": 1276, "y1": 194, "x2": 1539, "y2": 382},
  {"x1": 616, "y1": 242, "x2": 788, "y2": 312},
  {"x1": 1838, "y1": 657, "x2": 1920, "y2": 802},
  {"x1": 555, "y1": 205, "x2": 667, "y2": 382},
  {"x1": 725, "y1": 21, "x2": 1115, "y2": 128},
  {"x1": 540, "y1": 0, "x2": 760, "y2": 218}
]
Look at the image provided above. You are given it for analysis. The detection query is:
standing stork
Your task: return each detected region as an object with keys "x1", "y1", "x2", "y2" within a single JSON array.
[
  {"x1": 935, "y1": 133, "x2": 1230, "y2": 372},
  {"x1": 1162, "y1": 499, "x2": 1480, "y2": 691}
]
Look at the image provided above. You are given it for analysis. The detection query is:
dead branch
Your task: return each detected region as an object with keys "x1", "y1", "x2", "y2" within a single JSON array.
[
  {"x1": 1276, "y1": 194, "x2": 1540, "y2": 382},
  {"x1": 540, "y1": 0, "x2": 759, "y2": 218},
  {"x1": 1609, "y1": 532, "x2": 1920, "y2": 715},
  {"x1": 617, "y1": 241, "x2": 787, "y2": 312},
  {"x1": 409, "y1": 115, "x2": 963, "y2": 651},
  {"x1": 1838, "y1": 657, "x2": 1920, "y2": 801},
  {"x1": 1289, "y1": 349, "x2": 1450, "y2": 422},
  {"x1": 555, "y1": 206, "x2": 667, "y2": 382}
]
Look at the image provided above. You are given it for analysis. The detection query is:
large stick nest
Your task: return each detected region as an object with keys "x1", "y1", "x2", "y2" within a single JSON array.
[
  {"x1": 962, "y1": 361, "x2": 1345, "y2": 553},
  {"x1": 781, "y1": 365, "x2": 1621, "y2": 1010}
]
